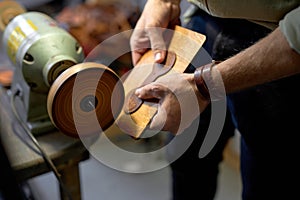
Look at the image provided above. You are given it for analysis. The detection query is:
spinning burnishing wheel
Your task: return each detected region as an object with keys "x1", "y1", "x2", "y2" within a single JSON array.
[{"x1": 47, "y1": 62, "x2": 124, "y2": 138}]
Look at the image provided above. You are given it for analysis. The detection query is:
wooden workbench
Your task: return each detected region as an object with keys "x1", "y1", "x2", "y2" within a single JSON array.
[{"x1": 0, "y1": 86, "x2": 90, "y2": 200}]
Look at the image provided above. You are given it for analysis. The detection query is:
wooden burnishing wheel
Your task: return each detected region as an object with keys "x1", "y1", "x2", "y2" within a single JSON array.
[{"x1": 47, "y1": 62, "x2": 124, "y2": 138}]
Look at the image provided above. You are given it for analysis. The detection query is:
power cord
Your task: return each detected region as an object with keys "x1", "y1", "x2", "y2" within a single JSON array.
[{"x1": 10, "y1": 89, "x2": 73, "y2": 200}]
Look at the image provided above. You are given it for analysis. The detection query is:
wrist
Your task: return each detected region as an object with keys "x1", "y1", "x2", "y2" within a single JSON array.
[
  {"x1": 194, "y1": 61, "x2": 226, "y2": 101},
  {"x1": 194, "y1": 64, "x2": 210, "y2": 100}
]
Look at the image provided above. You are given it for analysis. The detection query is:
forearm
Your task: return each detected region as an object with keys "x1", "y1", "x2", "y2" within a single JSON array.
[{"x1": 215, "y1": 28, "x2": 300, "y2": 94}]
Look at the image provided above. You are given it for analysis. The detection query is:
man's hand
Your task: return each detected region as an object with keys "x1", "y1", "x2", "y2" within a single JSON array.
[
  {"x1": 135, "y1": 72, "x2": 210, "y2": 134},
  {"x1": 130, "y1": 0, "x2": 181, "y2": 65}
]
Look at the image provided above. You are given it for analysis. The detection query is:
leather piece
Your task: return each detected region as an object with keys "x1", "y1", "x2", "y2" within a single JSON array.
[
  {"x1": 114, "y1": 26, "x2": 206, "y2": 139},
  {"x1": 124, "y1": 51, "x2": 176, "y2": 114}
]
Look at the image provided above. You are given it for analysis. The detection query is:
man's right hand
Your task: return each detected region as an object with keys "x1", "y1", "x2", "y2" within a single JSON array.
[{"x1": 130, "y1": 0, "x2": 181, "y2": 66}]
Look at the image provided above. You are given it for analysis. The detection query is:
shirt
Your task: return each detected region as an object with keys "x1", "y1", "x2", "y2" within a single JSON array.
[{"x1": 188, "y1": 0, "x2": 300, "y2": 53}]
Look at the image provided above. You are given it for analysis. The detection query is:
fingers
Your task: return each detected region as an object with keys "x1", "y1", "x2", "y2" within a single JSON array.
[
  {"x1": 149, "y1": 105, "x2": 167, "y2": 131},
  {"x1": 147, "y1": 28, "x2": 167, "y2": 63},
  {"x1": 135, "y1": 83, "x2": 167, "y2": 100},
  {"x1": 131, "y1": 49, "x2": 146, "y2": 66},
  {"x1": 134, "y1": 83, "x2": 168, "y2": 131},
  {"x1": 135, "y1": 83, "x2": 180, "y2": 134},
  {"x1": 130, "y1": 26, "x2": 150, "y2": 65},
  {"x1": 130, "y1": 27, "x2": 167, "y2": 65},
  {"x1": 129, "y1": 0, "x2": 181, "y2": 66},
  {"x1": 149, "y1": 97, "x2": 180, "y2": 134}
]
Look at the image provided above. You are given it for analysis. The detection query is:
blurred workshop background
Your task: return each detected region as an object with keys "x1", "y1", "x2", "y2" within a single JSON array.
[{"x1": 0, "y1": 0, "x2": 242, "y2": 199}]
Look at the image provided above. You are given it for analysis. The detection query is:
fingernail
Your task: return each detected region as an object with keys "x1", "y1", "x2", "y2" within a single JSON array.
[{"x1": 155, "y1": 52, "x2": 162, "y2": 62}]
